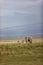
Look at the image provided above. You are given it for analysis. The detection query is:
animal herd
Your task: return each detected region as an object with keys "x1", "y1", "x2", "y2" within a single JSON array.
[{"x1": 17, "y1": 36, "x2": 32, "y2": 44}]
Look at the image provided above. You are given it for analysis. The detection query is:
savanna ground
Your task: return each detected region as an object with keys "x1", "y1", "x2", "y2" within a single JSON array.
[{"x1": 0, "y1": 38, "x2": 43, "y2": 65}]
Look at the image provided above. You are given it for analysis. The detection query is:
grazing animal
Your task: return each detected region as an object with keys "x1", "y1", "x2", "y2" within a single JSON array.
[
  {"x1": 28, "y1": 36, "x2": 32, "y2": 43},
  {"x1": 25, "y1": 36, "x2": 32, "y2": 43}
]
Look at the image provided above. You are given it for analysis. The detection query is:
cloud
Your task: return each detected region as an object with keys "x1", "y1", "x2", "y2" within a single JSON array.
[
  {"x1": 1, "y1": 9, "x2": 15, "y2": 16},
  {"x1": 15, "y1": 0, "x2": 41, "y2": 7},
  {"x1": 0, "y1": 0, "x2": 41, "y2": 8},
  {"x1": 5, "y1": 0, "x2": 42, "y2": 8},
  {"x1": 0, "y1": 0, "x2": 41, "y2": 16},
  {"x1": 0, "y1": 0, "x2": 41, "y2": 30},
  {"x1": 0, "y1": 8, "x2": 40, "y2": 16},
  {"x1": 0, "y1": 0, "x2": 3, "y2": 3}
]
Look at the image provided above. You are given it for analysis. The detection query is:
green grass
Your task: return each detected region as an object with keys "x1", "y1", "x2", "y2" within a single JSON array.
[{"x1": 0, "y1": 42, "x2": 43, "y2": 65}]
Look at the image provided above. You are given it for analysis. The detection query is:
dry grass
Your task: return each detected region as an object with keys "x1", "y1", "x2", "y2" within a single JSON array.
[
  {"x1": 0, "y1": 42, "x2": 43, "y2": 65},
  {"x1": 0, "y1": 37, "x2": 43, "y2": 44},
  {"x1": 0, "y1": 37, "x2": 43, "y2": 65},
  {"x1": 33, "y1": 38, "x2": 43, "y2": 43}
]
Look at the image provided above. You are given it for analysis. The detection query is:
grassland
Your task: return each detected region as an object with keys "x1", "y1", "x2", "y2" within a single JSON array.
[
  {"x1": 0, "y1": 38, "x2": 43, "y2": 65},
  {"x1": 0, "y1": 37, "x2": 43, "y2": 44}
]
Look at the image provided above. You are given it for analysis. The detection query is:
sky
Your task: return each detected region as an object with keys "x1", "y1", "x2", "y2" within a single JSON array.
[{"x1": 0, "y1": 0, "x2": 42, "y2": 29}]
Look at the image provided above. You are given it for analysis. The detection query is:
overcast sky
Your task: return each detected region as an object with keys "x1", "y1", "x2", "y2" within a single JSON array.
[{"x1": 0, "y1": 0, "x2": 42, "y2": 29}]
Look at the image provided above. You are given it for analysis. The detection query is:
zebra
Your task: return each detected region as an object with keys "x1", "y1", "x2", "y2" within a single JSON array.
[
  {"x1": 28, "y1": 36, "x2": 32, "y2": 43},
  {"x1": 25, "y1": 36, "x2": 32, "y2": 43}
]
